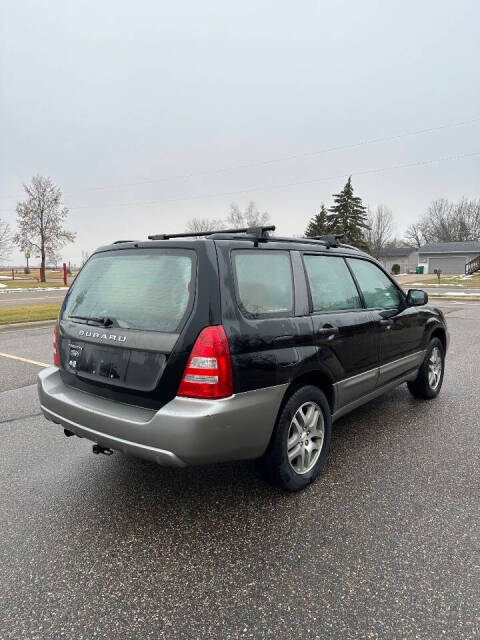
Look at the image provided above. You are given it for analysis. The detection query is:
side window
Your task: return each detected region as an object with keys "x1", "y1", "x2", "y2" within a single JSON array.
[
  {"x1": 347, "y1": 258, "x2": 402, "y2": 309},
  {"x1": 303, "y1": 255, "x2": 362, "y2": 312},
  {"x1": 233, "y1": 250, "x2": 294, "y2": 316}
]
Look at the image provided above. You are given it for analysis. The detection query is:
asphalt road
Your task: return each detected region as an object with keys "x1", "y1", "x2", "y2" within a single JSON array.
[
  {"x1": 0, "y1": 289, "x2": 67, "y2": 308},
  {"x1": 0, "y1": 302, "x2": 478, "y2": 639},
  {"x1": 421, "y1": 287, "x2": 480, "y2": 296}
]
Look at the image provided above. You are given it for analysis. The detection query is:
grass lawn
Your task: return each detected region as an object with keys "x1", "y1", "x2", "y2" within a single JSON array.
[
  {"x1": 402, "y1": 274, "x2": 480, "y2": 287},
  {"x1": 0, "y1": 303, "x2": 61, "y2": 325},
  {"x1": 0, "y1": 280, "x2": 69, "y2": 289}
]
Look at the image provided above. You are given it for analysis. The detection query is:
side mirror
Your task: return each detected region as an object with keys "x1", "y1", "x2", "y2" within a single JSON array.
[{"x1": 407, "y1": 289, "x2": 428, "y2": 306}]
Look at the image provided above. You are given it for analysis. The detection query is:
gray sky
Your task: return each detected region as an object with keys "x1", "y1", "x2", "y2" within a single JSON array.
[{"x1": 1, "y1": 0, "x2": 479, "y2": 265}]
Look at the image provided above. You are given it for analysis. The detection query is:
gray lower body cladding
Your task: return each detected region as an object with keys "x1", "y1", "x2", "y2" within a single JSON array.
[
  {"x1": 332, "y1": 351, "x2": 425, "y2": 421},
  {"x1": 38, "y1": 352, "x2": 424, "y2": 466},
  {"x1": 38, "y1": 367, "x2": 288, "y2": 466}
]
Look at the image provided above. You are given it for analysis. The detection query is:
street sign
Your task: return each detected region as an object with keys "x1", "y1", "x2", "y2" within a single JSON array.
[{"x1": 24, "y1": 252, "x2": 30, "y2": 259}]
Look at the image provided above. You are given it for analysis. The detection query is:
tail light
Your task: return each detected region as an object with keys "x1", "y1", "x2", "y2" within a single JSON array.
[
  {"x1": 53, "y1": 323, "x2": 60, "y2": 366},
  {"x1": 177, "y1": 325, "x2": 233, "y2": 399}
]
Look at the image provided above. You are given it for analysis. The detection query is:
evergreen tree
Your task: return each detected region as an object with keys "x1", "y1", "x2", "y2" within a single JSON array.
[
  {"x1": 327, "y1": 177, "x2": 369, "y2": 248},
  {"x1": 305, "y1": 204, "x2": 330, "y2": 237}
]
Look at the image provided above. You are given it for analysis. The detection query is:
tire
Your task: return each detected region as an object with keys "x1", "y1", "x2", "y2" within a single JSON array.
[
  {"x1": 261, "y1": 385, "x2": 332, "y2": 492},
  {"x1": 407, "y1": 338, "x2": 445, "y2": 399}
]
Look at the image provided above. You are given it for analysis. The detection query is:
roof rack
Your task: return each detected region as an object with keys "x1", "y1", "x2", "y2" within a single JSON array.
[
  {"x1": 311, "y1": 234, "x2": 344, "y2": 248},
  {"x1": 146, "y1": 227, "x2": 355, "y2": 251},
  {"x1": 148, "y1": 225, "x2": 275, "y2": 241},
  {"x1": 112, "y1": 239, "x2": 137, "y2": 244}
]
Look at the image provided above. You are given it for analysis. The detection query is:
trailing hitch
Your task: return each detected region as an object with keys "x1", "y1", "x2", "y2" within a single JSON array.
[{"x1": 92, "y1": 444, "x2": 114, "y2": 456}]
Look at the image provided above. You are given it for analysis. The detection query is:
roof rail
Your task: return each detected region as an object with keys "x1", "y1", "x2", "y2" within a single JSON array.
[
  {"x1": 112, "y1": 239, "x2": 136, "y2": 244},
  {"x1": 148, "y1": 225, "x2": 275, "y2": 241},
  {"x1": 249, "y1": 233, "x2": 345, "y2": 249}
]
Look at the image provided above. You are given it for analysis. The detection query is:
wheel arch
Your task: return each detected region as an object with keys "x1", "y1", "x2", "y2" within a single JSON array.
[
  {"x1": 279, "y1": 370, "x2": 335, "y2": 416},
  {"x1": 427, "y1": 324, "x2": 447, "y2": 353}
]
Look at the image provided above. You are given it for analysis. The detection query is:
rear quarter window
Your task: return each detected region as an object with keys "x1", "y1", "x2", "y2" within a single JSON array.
[{"x1": 233, "y1": 250, "x2": 294, "y2": 317}]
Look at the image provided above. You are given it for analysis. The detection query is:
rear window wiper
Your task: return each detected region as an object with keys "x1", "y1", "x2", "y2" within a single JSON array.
[{"x1": 67, "y1": 315, "x2": 114, "y2": 327}]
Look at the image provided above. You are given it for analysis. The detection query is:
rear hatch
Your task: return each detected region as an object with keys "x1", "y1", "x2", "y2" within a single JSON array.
[{"x1": 57, "y1": 243, "x2": 220, "y2": 409}]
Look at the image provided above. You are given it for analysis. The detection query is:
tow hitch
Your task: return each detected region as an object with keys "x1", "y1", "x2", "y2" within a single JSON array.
[{"x1": 92, "y1": 444, "x2": 114, "y2": 456}]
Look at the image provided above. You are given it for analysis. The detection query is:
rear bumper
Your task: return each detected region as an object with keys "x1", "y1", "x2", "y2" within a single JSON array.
[{"x1": 38, "y1": 367, "x2": 287, "y2": 466}]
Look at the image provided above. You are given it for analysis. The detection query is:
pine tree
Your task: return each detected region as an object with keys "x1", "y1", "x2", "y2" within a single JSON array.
[
  {"x1": 305, "y1": 204, "x2": 330, "y2": 237},
  {"x1": 327, "y1": 177, "x2": 369, "y2": 248}
]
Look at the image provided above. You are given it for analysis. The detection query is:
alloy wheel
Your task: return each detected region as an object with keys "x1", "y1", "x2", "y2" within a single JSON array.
[
  {"x1": 428, "y1": 346, "x2": 442, "y2": 390},
  {"x1": 287, "y1": 401, "x2": 325, "y2": 475}
]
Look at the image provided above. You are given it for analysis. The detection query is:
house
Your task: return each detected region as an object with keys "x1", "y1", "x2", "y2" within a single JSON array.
[
  {"x1": 378, "y1": 247, "x2": 419, "y2": 274},
  {"x1": 418, "y1": 241, "x2": 480, "y2": 274}
]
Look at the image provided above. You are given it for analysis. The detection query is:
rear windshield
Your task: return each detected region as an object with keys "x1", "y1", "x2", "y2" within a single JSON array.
[{"x1": 63, "y1": 249, "x2": 195, "y2": 333}]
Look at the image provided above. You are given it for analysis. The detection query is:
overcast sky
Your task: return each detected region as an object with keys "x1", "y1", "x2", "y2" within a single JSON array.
[{"x1": 1, "y1": 0, "x2": 479, "y2": 265}]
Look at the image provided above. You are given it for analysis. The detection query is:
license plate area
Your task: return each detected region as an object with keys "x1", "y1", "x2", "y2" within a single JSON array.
[{"x1": 65, "y1": 340, "x2": 166, "y2": 392}]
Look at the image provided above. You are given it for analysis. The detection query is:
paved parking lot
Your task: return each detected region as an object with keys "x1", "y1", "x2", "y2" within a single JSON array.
[
  {"x1": 0, "y1": 303, "x2": 479, "y2": 639},
  {"x1": 0, "y1": 290, "x2": 67, "y2": 308}
]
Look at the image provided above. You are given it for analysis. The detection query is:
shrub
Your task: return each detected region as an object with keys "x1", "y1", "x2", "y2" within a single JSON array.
[{"x1": 391, "y1": 264, "x2": 400, "y2": 275}]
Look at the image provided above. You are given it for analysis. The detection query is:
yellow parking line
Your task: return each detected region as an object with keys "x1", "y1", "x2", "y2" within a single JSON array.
[{"x1": 0, "y1": 351, "x2": 49, "y2": 367}]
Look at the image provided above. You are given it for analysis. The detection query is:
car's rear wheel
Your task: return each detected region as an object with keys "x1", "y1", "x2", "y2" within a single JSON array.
[
  {"x1": 261, "y1": 385, "x2": 332, "y2": 491},
  {"x1": 407, "y1": 337, "x2": 445, "y2": 399}
]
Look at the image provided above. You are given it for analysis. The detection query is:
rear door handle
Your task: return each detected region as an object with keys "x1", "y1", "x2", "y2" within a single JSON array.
[
  {"x1": 317, "y1": 326, "x2": 339, "y2": 337},
  {"x1": 379, "y1": 319, "x2": 393, "y2": 329}
]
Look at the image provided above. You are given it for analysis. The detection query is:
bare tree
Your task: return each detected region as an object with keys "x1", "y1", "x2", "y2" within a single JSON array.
[
  {"x1": 186, "y1": 202, "x2": 270, "y2": 235},
  {"x1": 227, "y1": 201, "x2": 270, "y2": 228},
  {"x1": 81, "y1": 250, "x2": 90, "y2": 266},
  {"x1": 404, "y1": 222, "x2": 426, "y2": 248},
  {"x1": 405, "y1": 198, "x2": 480, "y2": 246},
  {"x1": 185, "y1": 217, "x2": 225, "y2": 233},
  {"x1": 385, "y1": 236, "x2": 410, "y2": 249},
  {"x1": 14, "y1": 175, "x2": 76, "y2": 282},
  {"x1": 0, "y1": 218, "x2": 13, "y2": 261},
  {"x1": 452, "y1": 197, "x2": 480, "y2": 240},
  {"x1": 424, "y1": 199, "x2": 456, "y2": 242},
  {"x1": 364, "y1": 205, "x2": 394, "y2": 258},
  {"x1": 47, "y1": 250, "x2": 62, "y2": 269}
]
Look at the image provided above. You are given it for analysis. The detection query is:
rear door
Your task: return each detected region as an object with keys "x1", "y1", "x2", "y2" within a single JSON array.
[
  {"x1": 346, "y1": 257, "x2": 425, "y2": 386},
  {"x1": 302, "y1": 253, "x2": 379, "y2": 409},
  {"x1": 216, "y1": 242, "x2": 315, "y2": 394}
]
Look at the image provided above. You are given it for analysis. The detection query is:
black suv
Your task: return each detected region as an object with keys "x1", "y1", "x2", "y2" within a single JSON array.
[{"x1": 38, "y1": 226, "x2": 448, "y2": 491}]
